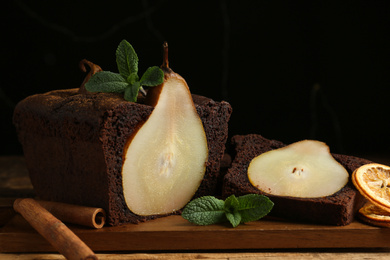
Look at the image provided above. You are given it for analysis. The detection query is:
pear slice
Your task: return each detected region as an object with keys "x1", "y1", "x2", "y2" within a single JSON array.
[
  {"x1": 247, "y1": 140, "x2": 349, "y2": 198},
  {"x1": 121, "y1": 42, "x2": 208, "y2": 216}
]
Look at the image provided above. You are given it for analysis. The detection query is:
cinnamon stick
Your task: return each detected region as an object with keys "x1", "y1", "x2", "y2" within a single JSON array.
[
  {"x1": 13, "y1": 198, "x2": 97, "y2": 260},
  {"x1": 36, "y1": 200, "x2": 106, "y2": 229}
]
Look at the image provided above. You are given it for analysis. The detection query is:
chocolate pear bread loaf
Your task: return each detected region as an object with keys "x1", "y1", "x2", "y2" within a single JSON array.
[
  {"x1": 222, "y1": 134, "x2": 371, "y2": 226},
  {"x1": 13, "y1": 88, "x2": 232, "y2": 225}
]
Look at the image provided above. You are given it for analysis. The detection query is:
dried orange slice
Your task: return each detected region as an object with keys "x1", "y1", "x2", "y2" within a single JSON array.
[
  {"x1": 352, "y1": 163, "x2": 390, "y2": 212},
  {"x1": 358, "y1": 202, "x2": 390, "y2": 228}
]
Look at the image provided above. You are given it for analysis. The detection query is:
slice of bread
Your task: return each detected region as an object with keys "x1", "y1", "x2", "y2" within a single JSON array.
[{"x1": 222, "y1": 134, "x2": 370, "y2": 226}]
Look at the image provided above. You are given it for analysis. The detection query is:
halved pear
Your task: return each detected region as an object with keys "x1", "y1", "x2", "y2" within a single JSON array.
[
  {"x1": 247, "y1": 140, "x2": 349, "y2": 198},
  {"x1": 121, "y1": 43, "x2": 208, "y2": 216}
]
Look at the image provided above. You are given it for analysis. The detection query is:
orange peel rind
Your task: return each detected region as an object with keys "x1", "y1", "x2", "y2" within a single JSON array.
[
  {"x1": 352, "y1": 163, "x2": 390, "y2": 227},
  {"x1": 358, "y1": 202, "x2": 390, "y2": 228},
  {"x1": 352, "y1": 163, "x2": 390, "y2": 212}
]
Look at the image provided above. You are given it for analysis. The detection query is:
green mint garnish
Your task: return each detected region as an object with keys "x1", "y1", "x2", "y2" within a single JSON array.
[
  {"x1": 182, "y1": 196, "x2": 226, "y2": 226},
  {"x1": 85, "y1": 40, "x2": 164, "y2": 102},
  {"x1": 182, "y1": 194, "x2": 274, "y2": 228}
]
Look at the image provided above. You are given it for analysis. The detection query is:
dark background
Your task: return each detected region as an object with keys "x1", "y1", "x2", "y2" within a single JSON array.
[{"x1": 1, "y1": 0, "x2": 389, "y2": 160}]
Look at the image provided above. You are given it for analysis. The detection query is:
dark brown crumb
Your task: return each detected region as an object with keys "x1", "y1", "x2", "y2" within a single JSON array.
[
  {"x1": 222, "y1": 134, "x2": 371, "y2": 226},
  {"x1": 13, "y1": 88, "x2": 232, "y2": 225}
]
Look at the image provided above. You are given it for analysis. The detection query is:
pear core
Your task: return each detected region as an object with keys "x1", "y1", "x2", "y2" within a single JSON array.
[
  {"x1": 122, "y1": 75, "x2": 208, "y2": 216},
  {"x1": 247, "y1": 140, "x2": 349, "y2": 198}
]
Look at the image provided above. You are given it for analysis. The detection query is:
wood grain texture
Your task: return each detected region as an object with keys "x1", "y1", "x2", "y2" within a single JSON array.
[
  {"x1": 1, "y1": 251, "x2": 390, "y2": 260},
  {"x1": 1, "y1": 156, "x2": 390, "y2": 258},
  {"x1": 1, "y1": 214, "x2": 390, "y2": 253}
]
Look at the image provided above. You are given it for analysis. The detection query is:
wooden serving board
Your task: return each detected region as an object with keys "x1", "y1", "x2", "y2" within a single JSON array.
[{"x1": 1, "y1": 213, "x2": 389, "y2": 253}]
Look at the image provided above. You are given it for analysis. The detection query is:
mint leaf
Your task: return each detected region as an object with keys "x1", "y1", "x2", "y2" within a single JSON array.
[
  {"x1": 224, "y1": 195, "x2": 240, "y2": 212},
  {"x1": 225, "y1": 211, "x2": 241, "y2": 228},
  {"x1": 182, "y1": 194, "x2": 274, "y2": 228},
  {"x1": 224, "y1": 195, "x2": 241, "y2": 227},
  {"x1": 237, "y1": 194, "x2": 274, "y2": 224},
  {"x1": 124, "y1": 82, "x2": 141, "y2": 102},
  {"x1": 140, "y1": 66, "x2": 164, "y2": 86},
  {"x1": 182, "y1": 196, "x2": 226, "y2": 226},
  {"x1": 85, "y1": 40, "x2": 164, "y2": 102},
  {"x1": 84, "y1": 39, "x2": 164, "y2": 102},
  {"x1": 85, "y1": 71, "x2": 128, "y2": 93},
  {"x1": 116, "y1": 40, "x2": 138, "y2": 78},
  {"x1": 127, "y1": 72, "x2": 139, "y2": 85}
]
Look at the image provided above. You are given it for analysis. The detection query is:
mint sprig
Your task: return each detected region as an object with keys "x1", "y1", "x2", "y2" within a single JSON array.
[
  {"x1": 85, "y1": 40, "x2": 164, "y2": 102},
  {"x1": 182, "y1": 194, "x2": 274, "y2": 228}
]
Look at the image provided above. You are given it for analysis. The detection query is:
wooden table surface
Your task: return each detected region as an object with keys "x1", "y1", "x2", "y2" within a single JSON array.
[{"x1": 1, "y1": 155, "x2": 390, "y2": 260}]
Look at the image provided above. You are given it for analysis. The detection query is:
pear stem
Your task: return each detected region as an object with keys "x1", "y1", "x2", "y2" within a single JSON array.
[
  {"x1": 162, "y1": 42, "x2": 169, "y2": 68},
  {"x1": 79, "y1": 59, "x2": 102, "y2": 94},
  {"x1": 161, "y1": 41, "x2": 172, "y2": 73}
]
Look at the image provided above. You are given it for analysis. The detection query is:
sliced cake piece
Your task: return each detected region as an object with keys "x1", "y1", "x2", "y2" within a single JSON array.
[
  {"x1": 222, "y1": 134, "x2": 370, "y2": 226},
  {"x1": 13, "y1": 89, "x2": 232, "y2": 225}
]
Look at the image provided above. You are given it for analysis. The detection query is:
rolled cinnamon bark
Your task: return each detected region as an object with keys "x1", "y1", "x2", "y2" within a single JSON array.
[
  {"x1": 36, "y1": 200, "x2": 106, "y2": 229},
  {"x1": 13, "y1": 198, "x2": 97, "y2": 260}
]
